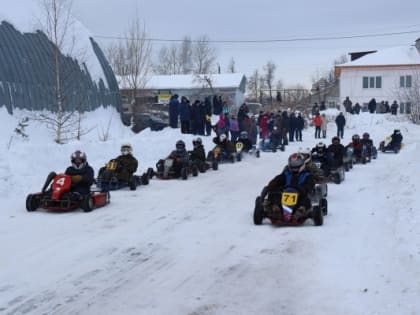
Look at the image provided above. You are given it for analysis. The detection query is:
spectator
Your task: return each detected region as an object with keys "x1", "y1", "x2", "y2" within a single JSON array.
[
  {"x1": 343, "y1": 96, "x2": 353, "y2": 113},
  {"x1": 289, "y1": 112, "x2": 297, "y2": 142},
  {"x1": 179, "y1": 96, "x2": 191, "y2": 133},
  {"x1": 295, "y1": 112, "x2": 304, "y2": 142},
  {"x1": 390, "y1": 100, "x2": 399, "y2": 115},
  {"x1": 321, "y1": 113, "x2": 327, "y2": 138},
  {"x1": 313, "y1": 113, "x2": 322, "y2": 139},
  {"x1": 353, "y1": 102, "x2": 361, "y2": 114},
  {"x1": 368, "y1": 98, "x2": 377, "y2": 114},
  {"x1": 168, "y1": 94, "x2": 179, "y2": 128},
  {"x1": 335, "y1": 112, "x2": 346, "y2": 139}
]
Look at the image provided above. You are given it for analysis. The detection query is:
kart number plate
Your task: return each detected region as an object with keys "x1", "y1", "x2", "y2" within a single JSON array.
[{"x1": 281, "y1": 192, "x2": 298, "y2": 206}]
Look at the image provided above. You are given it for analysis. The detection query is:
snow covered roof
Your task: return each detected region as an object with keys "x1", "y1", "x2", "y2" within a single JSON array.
[
  {"x1": 119, "y1": 73, "x2": 246, "y2": 90},
  {"x1": 339, "y1": 45, "x2": 420, "y2": 67}
]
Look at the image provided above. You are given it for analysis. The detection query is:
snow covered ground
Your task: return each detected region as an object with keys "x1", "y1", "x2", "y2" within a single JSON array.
[{"x1": 1, "y1": 108, "x2": 420, "y2": 315}]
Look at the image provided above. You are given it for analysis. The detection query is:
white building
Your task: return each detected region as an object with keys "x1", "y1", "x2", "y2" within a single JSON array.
[{"x1": 335, "y1": 39, "x2": 420, "y2": 114}]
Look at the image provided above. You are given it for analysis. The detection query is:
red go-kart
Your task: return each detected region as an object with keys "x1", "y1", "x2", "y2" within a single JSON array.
[{"x1": 26, "y1": 172, "x2": 110, "y2": 212}]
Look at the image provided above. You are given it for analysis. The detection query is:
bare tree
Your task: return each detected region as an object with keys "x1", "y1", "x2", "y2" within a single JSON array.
[
  {"x1": 120, "y1": 16, "x2": 153, "y2": 100},
  {"x1": 247, "y1": 69, "x2": 260, "y2": 101},
  {"x1": 39, "y1": 0, "x2": 75, "y2": 143},
  {"x1": 264, "y1": 61, "x2": 276, "y2": 105},
  {"x1": 227, "y1": 57, "x2": 236, "y2": 73},
  {"x1": 192, "y1": 35, "x2": 217, "y2": 74},
  {"x1": 179, "y1": 36, "x2": 193, "y2": 74},
  {"x1": 393, "y1": 69, "x2": 420, "y2": 124},
  {"x1": 154, "y1": 44, "x2": 181, "y2": 75}
]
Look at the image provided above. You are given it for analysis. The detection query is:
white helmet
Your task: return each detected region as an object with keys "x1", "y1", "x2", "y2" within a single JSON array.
[
  {"x1": 298, "y1": 147, "x2": 312, "y2": 164},
  {"x1": 121, "y1": 143, "x2": 133, "y2": 155}
]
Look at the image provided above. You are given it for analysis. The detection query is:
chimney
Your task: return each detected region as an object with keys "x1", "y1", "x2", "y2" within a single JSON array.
[{"x1": 416, "y1": 38, "x2": 420, "y2": 54}]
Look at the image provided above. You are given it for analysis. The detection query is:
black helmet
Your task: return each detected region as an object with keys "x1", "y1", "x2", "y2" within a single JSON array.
[
  {"x1": 288, "y1": 153, "x2": 305, "y2": 173},
  {"x1": 362, "y1": 132, "x2": 370, "y2": 139},
  {"x1": 71, "y1": 150, "x2": 87, "y2": 169},
  {"x1": 332, "y1": 136, "x2": 340, "y2": 144},
  {"x1": 394, "y1": 129, "x2": 401, "y2": 135},
  {"x1": 192, "y1": 137, "x2": 202, "y2": 147},
  {"x1": 176, "y1": 140, "x2": 186, "y2": 151},
  {"x1": 239, "y1": 131, "x2": 248, "y2": 139},
  {"x1": 352, "y1": 134, "x2": 360, "y2": 142}
]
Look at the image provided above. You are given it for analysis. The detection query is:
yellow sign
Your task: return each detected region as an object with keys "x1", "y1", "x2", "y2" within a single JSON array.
[
  {"x1": 158, "y1": 94, "x2": 172, "y2": 104},
  {"x1": 281, "y1": 192, "x2": 298, "y2": 206}
]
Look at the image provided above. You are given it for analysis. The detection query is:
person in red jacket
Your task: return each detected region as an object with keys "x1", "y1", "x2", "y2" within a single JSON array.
[{"x1": 312, "y1": 113, "x2": 322, "y2": 139}]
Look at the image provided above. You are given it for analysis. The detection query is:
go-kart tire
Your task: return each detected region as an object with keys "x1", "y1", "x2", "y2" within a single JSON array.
[
  {"x1": 212, "y1": 160, "x2": 218, "y2": 170},
  {"x1": 253, "y1": 196, "x2": 264, "y2": 225},
  {"x1": 344, "y1": 163, "x2": 349, "y2": 172},
  {"x1": 320, "y1": 198, "x2": 328, "y2": 215},
  {"x1": 147, "y1": 167, "x2": 155, "y2": 179},
  {"x1": 199, "y1": 163, "x2": 206, "y2": 173},
  {"x1": 181, "y1": 168, "x2": 188, "y2": 180},
  {"x1": 237, "y1": 153, "x2": 242, "y2": 162},
  {"x1": 26, "y1": 194, "x2": 39, "y2": 212},
  {"x1": 105, "y1": 191, "x2": 111, "y2": 204},
  {"x1": 192, "y1": 166, "x2": 198, "y2": 177},
  {"x1": 334, "y1": 173, "x2": 341, "y2": 184},
  {"x1": 256, "y1": 150, "x2": 260, "y2": 158},
  {"x1": 81, "y1": 194, "x2": 94, "y2": 212},
  {"x1": 141, "y1": 173, "x2": 149, "y2": 185},
  {"x1": 312, "y1": 205, "x2": 323, "y2": 226}
]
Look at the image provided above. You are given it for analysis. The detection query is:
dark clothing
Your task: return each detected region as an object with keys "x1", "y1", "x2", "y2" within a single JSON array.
[
  {"x1": 327, "y1": 143, "x2": 346, "y2": 168},
  {"x1": 343, "y1": 98, "x2": 352, "y2": 113},
  {"x1": 169, "y1": 96, "x2": 179, "y2": 128},
  {"x1": 368, "y1": 98, "x2": 377, "y2": 114},
  {"x1": 347, "y1": 141, "x2": 363, "y2": 161},
  {"x1": 263, "y1": 168, "x2": 314, "y2": 210},
  {"x1": 179, "y1": 100, "x2": 191, "y2": 133},
  {"x1": 390, "y1": 132, "x2": 403, "y2": 147},
  {"x1": 335, "y1": 114, "x2": 346, "y2": 138},
  {"x1": 65, "y1": 163, "x2": 94, "y2": 195},
  {"x1": 189, "y1": 144, "x2": 206, "y2": 163},
  {"x1": 114, "y1": 154, "x2": 138, "y2": 182},
  {"x1": 390, "y1": 102, "x2": 398, "y2": 115},
  {"x1": 353, "y1": 103, "x2": 361, "y2": 114}
]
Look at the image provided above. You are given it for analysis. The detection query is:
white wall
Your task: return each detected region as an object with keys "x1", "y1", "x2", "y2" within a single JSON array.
[{"x1": 339, "y1": 66, "x2": 420, "y2": 105}]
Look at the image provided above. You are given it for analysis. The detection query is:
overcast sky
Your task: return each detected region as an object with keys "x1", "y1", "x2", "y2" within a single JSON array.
[{"x1": 72, "y1": 0, "x2": 420, "y2": 88}]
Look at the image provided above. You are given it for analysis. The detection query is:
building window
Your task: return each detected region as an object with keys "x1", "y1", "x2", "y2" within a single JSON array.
[
  {"x1": 400, "y1": 75, "x2": 412, "y2": 88},
  {"x1": 363, "y1": 77, "x2": 369, "y2": 88},
  {"x1": 363, "y1": 76, "x2": 382, "y2": 89},
  {"x1": 400, "y1": 102, "x2": 411, "y2": 114}
]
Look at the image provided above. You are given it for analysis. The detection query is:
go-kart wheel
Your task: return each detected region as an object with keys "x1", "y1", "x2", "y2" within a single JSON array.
[
  {"x1": 237, "y1": 153, "x2": 242, "y2": 162},
  {"x1": 312, "y1": 205, "x2": 323, "y2": 226},
  {"x1": 192, "y1": 166, "x2": 198, "y2": 177},
  {"x1": 334, "y1": 173, "x2": 341, "y2": 184},
  {"x1": 81, "y1": 194, "x2": 94, "y2": 212},
  {"x1": 344, "y1": 163, "x2": 349, "y2": 172},
  {"x1": 199, "y1": 163, "x2": 206, "y2": 173},
  {"x1": 141, "y1": 173, "x2": 149, "y2": 185},
  {"x1": 212, "y1": 160, "x2": 218, "y2": 170},
  {"x1": 181, "y1": 168, "x2": 188, "y2": 180},
  {"x1": 26, "y1": 194, "x2": 39, "y2": 212},
  {"x1": 320, "y1": 198, "x2": 328, "y2": 215},
  {"x1": 147, "y1": 167, "x2": 155, "y2": 179},
  {"x1": 253, "y1": 196, "x2": 264, "y2": 225},
  {"x1": 256, "y1": 150, "x2": 260, "y2": 158},
  {"x1": 105, "y1": 191, "x2": 111, "y2": 204}
]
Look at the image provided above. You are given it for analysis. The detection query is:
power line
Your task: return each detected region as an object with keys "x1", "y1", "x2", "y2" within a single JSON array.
[{"x1": 93, "y1": 29, "x2": 420, "y2": 43}]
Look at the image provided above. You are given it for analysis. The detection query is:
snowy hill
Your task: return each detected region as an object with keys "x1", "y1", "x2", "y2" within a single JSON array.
[{"x1": 1, "y1": 109, "x2": 420, "y2": 315}]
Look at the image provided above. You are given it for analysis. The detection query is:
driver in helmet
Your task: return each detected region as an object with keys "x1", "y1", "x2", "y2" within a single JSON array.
[
  {"x1": 347, "y1": 134, "x2": 363, "y2": 162},
  {"x1": 327, "y1": 136, "x2": 346, "y2": 169},
  {"x1": 260, "y1": 153, "x2": 315, "y2": 220},
  {"x1": 115, "y1": 143, "x2": 138, "y2": 185},
  {"x1": 237, "y1": 131, "x2": 253, "y2": 151},
  {"x1": 360, "y1": 132, "x2": 374, "y2": 158},
  {"x1": 189, "y1": 137, "x2": 206, "y2": 171},
  {"x1": 65, "y1": 150, "x2": 94, "y2": 195},
  {"x1": 298, "y1": 147, "x2": 324, "y2": 182},
  {"x1": 389, "y1": 129, "x2": 403, "y2": 149},
  {"x1": 210, "y1": 133, "x2": 235, "y2": 159}
]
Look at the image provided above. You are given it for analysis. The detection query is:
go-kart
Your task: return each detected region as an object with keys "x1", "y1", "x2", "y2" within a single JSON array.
[
  {"x1": 313, "y1": 160, "x2": 344, "y2": 184},
  {"x1": 379, "y1": 136, "x2": 402, "y2": 153},
  {"x1": 151, "y1": 158, "x2": 198, "y2": 180},
  {"x1": 26, "y1": 172, "x2": 110, "y2": 212},
  {"x1": 235, "y1": 141, "x2": 260, "y2": 161},
  {"x1": 97, "y1": 159, "x2": 149, "y2": 191},
  {"x1": 207, "y1": 146, "x2": 235, "y2": 163},
  {"x1": 253, "y1": 187, "x2": 323, "y2": 226}
]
